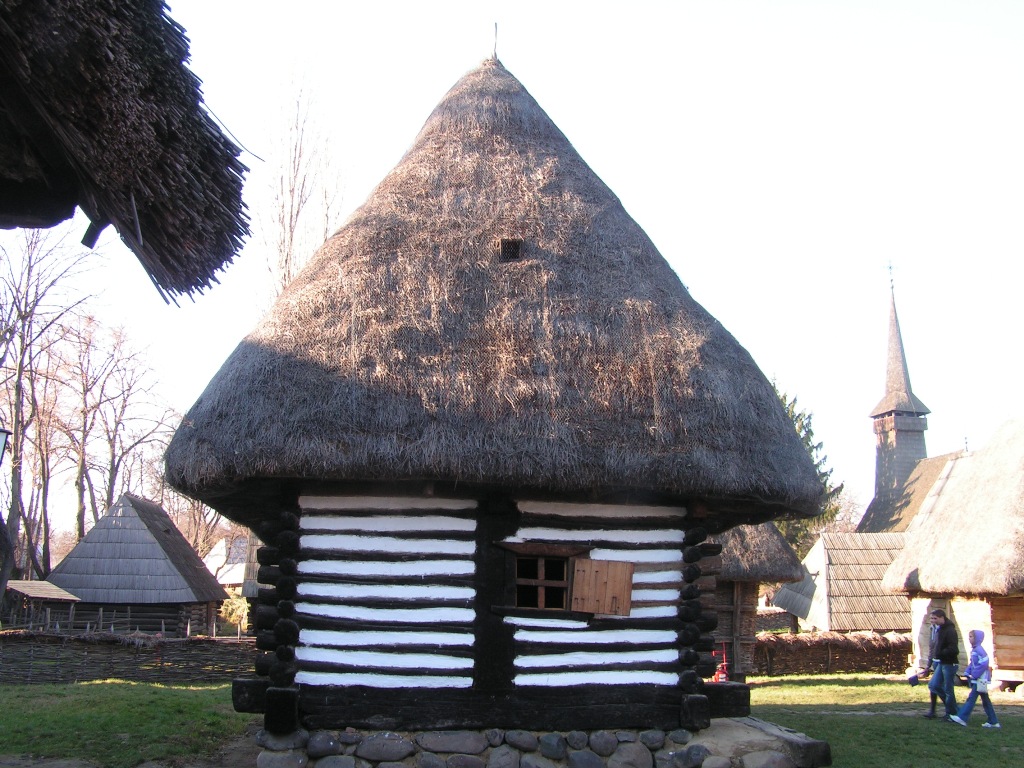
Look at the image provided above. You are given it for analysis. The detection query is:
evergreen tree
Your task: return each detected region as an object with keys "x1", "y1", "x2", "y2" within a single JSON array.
[{"x1": 774, "y1": 387, "x2": 845, "y2": 558}]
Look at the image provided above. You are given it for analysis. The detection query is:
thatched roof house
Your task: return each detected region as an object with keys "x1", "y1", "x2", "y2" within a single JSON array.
[
  {"x1": 0, "y1": 0, "x2": 248, "y2": 299},
  {"x1": 47, "y1": 493, "x2": 227, "y2": 635},
  {"x1": 882, "y1": 419, "x2": 1024, "y2": 685},
  {"x1": 166, "y1": 58, "x2": 821, "y2": 736},
  {"x1": 707, "y1": 523, "x2": 802, "y2": 681},
  {"x1": 773, "y1": 532, "x2": 910, "y2": 633}
]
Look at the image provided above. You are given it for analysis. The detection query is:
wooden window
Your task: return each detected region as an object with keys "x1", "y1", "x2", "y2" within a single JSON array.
[
  {"x1": 498, "y1": 543, "x2": 633, "y2": 616},
  {"x1": 571, "y1": 559, "x2": 634, "y2": 616}
]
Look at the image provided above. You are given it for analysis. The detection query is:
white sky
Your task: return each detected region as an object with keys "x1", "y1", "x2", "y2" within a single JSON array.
[{"x1": 13, "y1": 0, "x2": 1024, "y2": 525}]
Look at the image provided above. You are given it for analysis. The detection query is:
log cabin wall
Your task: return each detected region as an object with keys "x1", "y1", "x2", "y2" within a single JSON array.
[
  {"x1": 244, "y1": 494, "x2": 722, "y2": 731},
  {"x1": 989, "y1": 596, "x2": 1024, "y2": 684}
]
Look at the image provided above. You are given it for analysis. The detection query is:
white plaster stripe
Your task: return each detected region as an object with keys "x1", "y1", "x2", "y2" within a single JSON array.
[
  {"x1": 296, "y1": 603, "x2": 476, "y2": 623},
  {"x1": 516, "y1": 501, "x2": 686, "y2": 519},
  {"x1": 514, "y1": 649, "x2": 679, "y2": 668},
  {"x1": 299, "y1": 515, "x2": 476, "y2": 533},
  {"x1": 295, "y1": 671, "x2": 473, "y2": 688},
  {"x1": 631, "y1": 589, "x2": 680, "y2": 602},
  {"x1": 588, "y1": 548, "x2": 683, "y2": 563},
  {"x1": 300, "y1": 534, "x2": 475, "y2": 555},
  {"x1": 299, "y1": 496, "x2": 477, "y2": 511},
  {"x1": 608, "y1": 606, "x2": 678, "y2": 619},
  {"x1": 295, "y1": 647, "x2": 474, "y2": 670},
  {"x1": 297, "y1": 583, "x2": 474, "y2": 601},
  {"x1": 632, "y1": 570, "x2": 683, "y2": 584},
  {"x1": 299, "y1": 560, "x2": 474, "y2": 577},
  {"x1": 513, "y1": 629, "x2": 677, "y2": 644},
  {"x1": 514, "y1": 671, "x2": 678, "y2": 686},
  {"x1": 300, "y1": 629, "x2": 474, "y2": 647},
  {"x1": 508, "y1": 528, "x2": 685, "y2": 544},
  {"x1": 502, "y1": 616, "x2": 590, "y2": 629}
]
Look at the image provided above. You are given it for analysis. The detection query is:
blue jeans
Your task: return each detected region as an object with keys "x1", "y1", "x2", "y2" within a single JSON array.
[
  {"x1": 958, "y1": 683, "x2": 999, "y2": 725},
  {"x1": 928, "y1": 662, "x2": 958, "y2": 715}
]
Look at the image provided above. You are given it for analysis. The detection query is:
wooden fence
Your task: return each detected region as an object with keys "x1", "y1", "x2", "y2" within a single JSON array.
[
  {"x1": 0, "y1": 631, "x2": 256, "y2": 685},
  {"x1": 754, "y1": 630, "x2": 913, "y2": 676}
]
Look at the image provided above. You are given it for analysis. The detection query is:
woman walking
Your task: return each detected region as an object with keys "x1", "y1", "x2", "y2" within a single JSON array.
[{"x1": 950, "y1": 629, "x2": 1000, "y2": 728}]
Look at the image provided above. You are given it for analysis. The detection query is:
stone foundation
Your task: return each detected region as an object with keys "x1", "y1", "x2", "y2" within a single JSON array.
[{"x1": 255, "y1": 720, "x2": 830, "y2": 768}]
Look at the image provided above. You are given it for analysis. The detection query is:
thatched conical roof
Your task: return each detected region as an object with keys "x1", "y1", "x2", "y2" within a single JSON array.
[
  {"x1": 882, "y1": 418, "x2": 1024, "y2": 596},
  {"x1": 0, "y1": 0, "x2": 248, "y2": 300},
  {"x1": 166, "y1": 58, "x2": 822, "y2": 525}
]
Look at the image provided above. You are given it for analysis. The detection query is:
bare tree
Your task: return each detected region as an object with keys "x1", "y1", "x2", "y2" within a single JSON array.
[
  {"x1": 262, "y1": 89, "x2": 342, "y2": 295},
  {"x1": 0, "y1": 230, "x2": 87, "y2": 596}
]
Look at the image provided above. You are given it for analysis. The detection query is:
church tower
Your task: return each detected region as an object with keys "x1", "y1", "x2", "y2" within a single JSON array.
[{"x1": 869, "y1": 289, "x2": 929, "y2": 504}]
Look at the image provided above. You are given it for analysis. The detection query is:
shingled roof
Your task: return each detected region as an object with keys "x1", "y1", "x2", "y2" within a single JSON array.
[
  {"x1": 47, "y1": 493, "x2": 227, "y2": 604},
  {"x1": 0, "y1": 0, "x2": 249, "y2": 299},
  {"x1": 857, "y1": 453, "x2": 959, "y2": 533},
  {"x1": 883, "y1": 418, "x2": 1024, "y2": 596},
  {"x1": 165, "y1": 58, "x2": 823, "y2": 527},
  {"x1": 773, "y1": 532, "x2": 910, "y2": 632}
]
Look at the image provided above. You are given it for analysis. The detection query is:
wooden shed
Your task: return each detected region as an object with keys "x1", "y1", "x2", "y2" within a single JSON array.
[
  {"x1": 165, "y1": 58, "x2": 823, "y2": 735},
  {"x1": 46, "y1": 493, "x2": 227, "y2": 635},
  {"x1": 883, "y1": 418, "x2": 1024, "y2": 687},
  {"x1": 0, "y1": 0, "x2": 248, "y2": 299},
  {"x1": 772, "y1": 532, "x2": 910, "y2": 633},
  {"x1": 1, "y1": 579, "x2": 79, "y2": 630},
  {"x1": 708, "y1": 523, "x2": 802, "y2": 682}
]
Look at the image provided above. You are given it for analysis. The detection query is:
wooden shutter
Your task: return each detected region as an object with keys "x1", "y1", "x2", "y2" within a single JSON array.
[{"x1": 571, "y1": 559, "x2": 634, "y2": 616}]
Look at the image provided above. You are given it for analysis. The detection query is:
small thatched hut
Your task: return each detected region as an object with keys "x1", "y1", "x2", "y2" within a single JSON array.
[
  {"x1": 166, "y1": 57, "x2": 822, "y2": 735},
  {"x1": 707, "y1": 523, "x2": 802, "y2": 682},
  {"x1": 772, "y1": 532, "x2": 911, "y2": 633},
  {"x1": 883, "y1": 418, "x2": 1024, "y2": 687},
  {"x1": 0, "y1": 0, "x2": 248, "y2": 299},
  {"x1": 47, "y1": 494, "x2": 227, "y2": 635}
]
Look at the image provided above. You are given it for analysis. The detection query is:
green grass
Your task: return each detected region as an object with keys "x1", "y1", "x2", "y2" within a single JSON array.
[
  {"x1": 0, "y1": 675, "x2": 1020, "y2": 768},
  {"x1": 750, "y1": 674, "x2": 1024, "y2": 768},
  {"x1": 0, "y1": 680, "x2": 256, "y2": 768}
]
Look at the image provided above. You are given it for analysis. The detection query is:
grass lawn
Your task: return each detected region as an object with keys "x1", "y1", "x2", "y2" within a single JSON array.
[
  {"x1": 0, "y1": 679, "x2": 256, "y2": 768},
  {"x1": 750, "y1": 674, "x2": 1024, "y2": 768},
  {"x1": 0, "y1": 674, "x2": 1020, "y2": 768}
]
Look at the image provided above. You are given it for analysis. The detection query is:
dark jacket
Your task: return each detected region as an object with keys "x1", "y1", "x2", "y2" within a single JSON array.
[{"x1": 934, "y1": 621, "x2": 959, "y2": 665}]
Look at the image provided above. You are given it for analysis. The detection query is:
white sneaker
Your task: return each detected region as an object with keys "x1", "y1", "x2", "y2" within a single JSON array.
[
  {"x1": 949, "y1": 715, "x2": 967, "y2": 726},
  {"x1": 982, "y1": 722, "x2": 1001, "y2": 728}
]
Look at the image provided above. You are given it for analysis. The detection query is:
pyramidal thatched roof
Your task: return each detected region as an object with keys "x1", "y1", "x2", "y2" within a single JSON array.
[
  {"x1": 0, "y1": 0, "x2": 248, "y2": 300},
  {"x1": 711, "y1": 523, "x2": 803, "y2": 583},
  {"x1": 47, "y1": 493, "x2": 227, "y2": 604},
  {"x1": 883, "y1": 418, "x2": 1024, "y2": 596},
  {"x1": 165, "y1": 58, "x2": 822, "y2": 525}
]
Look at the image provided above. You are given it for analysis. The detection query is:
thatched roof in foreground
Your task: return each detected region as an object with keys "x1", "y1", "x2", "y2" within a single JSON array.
[
  {"x1": 47, "y1": 494, "x2": 227, "y2": 604},
  {"x1": 883, "y1": 418, "x2": 1024, "y2": 596},
  {"x1": 0, "y1": 0, "x2": 248, "y2": 299},
  {"x1": 166, "y1": 58, "x2": 822, "y2": 527},
  {"x1": 711, "y1": 523, "x2": 803, "y2": 583},
  {"x1": 4, "y1": 579, "x2": 79, "y2": 602}
]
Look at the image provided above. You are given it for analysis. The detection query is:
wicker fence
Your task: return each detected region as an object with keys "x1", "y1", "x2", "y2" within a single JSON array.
[
  {"x1": 0, "y1": 631, "x2": 256, "y2": 685},
  {"x1": 754, "y1": 630, "x2": 913, "y2": 676}
]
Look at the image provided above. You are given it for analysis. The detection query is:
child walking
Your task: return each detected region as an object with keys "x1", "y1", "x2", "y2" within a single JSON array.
[{"x1": 950, "y1": 629, "x2": 1000, "y2": 728}]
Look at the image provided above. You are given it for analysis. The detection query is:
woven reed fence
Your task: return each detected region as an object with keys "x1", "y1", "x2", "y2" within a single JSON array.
[
  {"x1": 754, "y1": 630, "x2": 913, "y2": 676},
  {"x1": 0, "y1": 631, "x2": 256, "y2": 685}
]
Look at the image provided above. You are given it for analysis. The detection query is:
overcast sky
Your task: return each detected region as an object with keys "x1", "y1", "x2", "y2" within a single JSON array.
[{"x1": 14, "y1": 0, "x2": 1024, "y2": 525}]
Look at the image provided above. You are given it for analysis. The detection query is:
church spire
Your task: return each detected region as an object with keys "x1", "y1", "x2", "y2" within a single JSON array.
[
  {"x1": 870, "y1": 287, "x2": 929, "y2": 502},
  {"x1": 870, "y1": 289, "x2": 930, "y2": 418}
]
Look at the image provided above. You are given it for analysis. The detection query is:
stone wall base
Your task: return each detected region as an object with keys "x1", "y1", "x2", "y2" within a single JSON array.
[{"x1": 254, "y1": 720, "x2": 830, "y2": 768}]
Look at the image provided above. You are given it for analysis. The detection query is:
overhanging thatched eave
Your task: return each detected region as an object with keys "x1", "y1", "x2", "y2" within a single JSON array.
[{"x1": 0, "y1": 0, "x2": 249, "y2": 299}]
